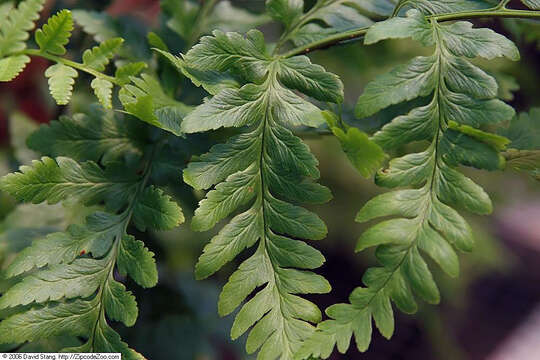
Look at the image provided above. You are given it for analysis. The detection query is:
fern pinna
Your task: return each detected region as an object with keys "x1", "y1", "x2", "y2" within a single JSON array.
[{"x1": 0, "y1": 0, "x2": 539, "y2": 359}]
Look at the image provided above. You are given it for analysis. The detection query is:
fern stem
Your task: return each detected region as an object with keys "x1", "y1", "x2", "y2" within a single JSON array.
[
  {"x1": 22, "y1": 49, "x2": 122, "y2": 85},
  {"x1": 282, "y1": 8, "x2": 540, "y2": 58},
  {"x1": 273, "y1": 0, "x2": 327, "y2": 55},
  {"x1": 88, "y1": 140, "x2": 161, "y2": 349},
  {"x1": 187, "y1": 0, "x2": 218, "y2": 48}
]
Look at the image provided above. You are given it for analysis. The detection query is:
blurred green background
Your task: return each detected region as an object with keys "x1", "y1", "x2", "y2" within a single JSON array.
[{"x1": 0, "y1": 0, "x2": 539, "y2": 359}]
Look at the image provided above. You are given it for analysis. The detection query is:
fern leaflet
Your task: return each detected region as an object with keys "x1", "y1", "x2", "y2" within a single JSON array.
[
  {"x1": 35, "y1": 9, "x2": 74, "y2": 56},
  {"x1": 119, "y1": 74, "x2": 192, "y2": 136},
  {"x1": 45, "y1": 63, "x2": 78, "y2": 105},
  {"x1": 0, "y1": 55, "x2": 30, "y2": 81},
  {"x1": 83, "y1": 38, "x2": 124, "y2": 71}
]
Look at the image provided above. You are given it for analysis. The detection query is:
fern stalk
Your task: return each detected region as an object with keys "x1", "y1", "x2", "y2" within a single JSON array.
[
  {"x1": 23, "y1": 48, "x2": 121, "y2": 85},
  {"x1": 86, "y1": 142, "x2": 157, "y2": 350},
  {"x1": 282, "y1": 7, "x2": 540, "y2": 57}
]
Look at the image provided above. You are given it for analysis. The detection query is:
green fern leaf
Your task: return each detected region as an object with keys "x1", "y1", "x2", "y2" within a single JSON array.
[
  {"x1": 268, "y1": 0, "x2": 395, "y2": 47},
  {"x1": 297, "y1": 10, "x2": 518, "y2": 358},
  {"x1": 27, "y1": 105, "x2": 146, "y2": 164},
  {"x1": 0, "y1": 0, "x2": 45, "y2": 57},
  {"x1": 291, "y1": 1, "x2": 373, "y2": 46},
  {"x1": 181, "y1": 29, "x2": 343, "y2": 359},
  {"x1": 5, "y1": 212, "x2": 122, "y2": 277},
  {"x1": 0, "y1": 3, "x2": 13, "y2": 24},
  {"x1": 132, "y1": 186, "x2": 184, "y2": 232},
  {"x1": 115, "y1": 62, "x2": 147, "y2": 85},
  {"x1": 35, "y1": 9, "x2": 73, "y2": 55},
  {"x1": 498, "y1": 108, "x2": 540, "y2": 151},
  {"x1": 183, "y1": 30, "x2": 270, "y2": 81},
  {"x1": 0, "y1": 298, "x2": 100, "y2": 343},
  {"x1": 66, "y1": 321, "x2": 146, "y2": 360},
  {"x1": 0, "y1": 55, "x2": 30, "y2": 81},
  {"x1": 104, "y1": 279, "x2": 138, "y2": 327},
  {"x1": 323, "y1": 111, "x2": 386, "y2": 178},
  {"x1": 119, "y1": 74, "x2": 192, "y2": 135},
  {"x1": 91, "y1": 78, "x2": 113, "y2": 109},
  {"x1": 117, "y1": 235, "x2": 158, "y2": 288},
  {"x1": 45, "y1": 63, "x2": 78, "y2": 105},
  {"x1": 0, "y1": 257, "x2": 110, "y2": 309},
  {"x1": 266, "y1": 0, "x2": 304, "y2": 29},
  {"x1": 0, "y1": 156, "x2": 138, "y2": 208},
  {"x1": 499, "y1": 108, "x2": 540, "y2": 180},
  {"x1": 503, "y1": 149, "x2": 540, "y2": 180},
  {"x1": 82, "y1": 38, "x2": 124, "y2": 71},
  {"x1": 154, "y1": 48, "x2": 241, "y2": 95}
]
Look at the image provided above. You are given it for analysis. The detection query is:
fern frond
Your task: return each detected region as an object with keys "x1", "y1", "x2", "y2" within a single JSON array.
[
  {"x1": 0, "y1": 0, "x2": 45, "y2": 57},
  {"x1": 45, "y1": 63, "x2": 78, "y2": 105},
  {"x1": 297, "y1": 9, "x2": 518, "y2": 358},
  {"x1": 178, "y1": 29, "x2": 343, "y2": 359},
  {"x1": 35, "y1": 9, "x2": 73, "y2": 55},
  {"x1": 154, "y1": 48, "x2": 241, "y2": 95},
  {"x1": 0, "y1": 55, "x2": 30, "y2": 81},
  {"x1": 0, "y1": 106, "x2": 184, "y2": 356}
]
